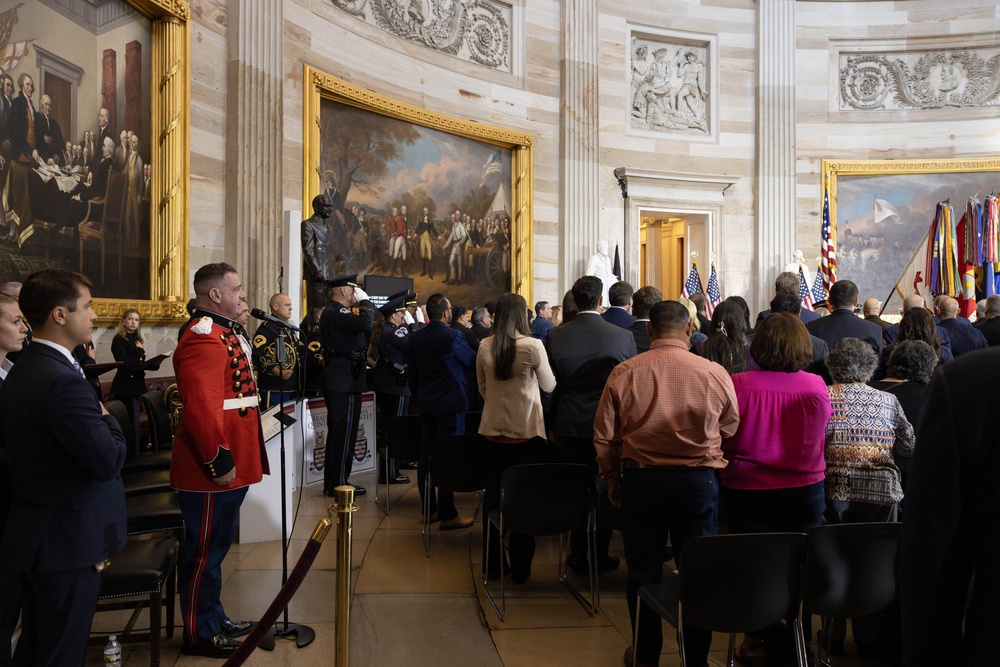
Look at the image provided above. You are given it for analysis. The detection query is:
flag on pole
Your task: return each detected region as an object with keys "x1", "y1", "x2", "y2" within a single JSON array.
[
  {"x1": 891, "y1": 229, "x2": 932, "y2": 308},
  {"x1": 821, "y1": 186, "x2": 837, "y2": 291},
  {"x1": 479, "y1": 150, "x2": 502, "y2": 186},
  {"x1": 706, "y1": 263, "x2": 722, "y2": 316},
  {"x1": 680, "y1": 262, "x2": 703, "y2": 300},
  {"x1": 0, "y1": 4, "x2": 22, "y2": 50},
  {"x1": 798, "y1": 267, "x2": 814, "y2": 311},
  {"x1": 0, "y1": 39, "x2": 30, "y2": 72},
  {"x1": 979, "y1": 195, "x2": 1000, "y2": 300},
  {"x1": 810, "y1": 266, "x2": 825, "y2": 303},
  {"x1": 612, "y1": 244, "x2": 621, "y2": 281}
]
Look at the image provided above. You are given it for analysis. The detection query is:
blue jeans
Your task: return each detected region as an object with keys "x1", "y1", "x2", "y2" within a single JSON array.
[{"x1": 622, "y1": 467, "x2": 719, "y2": 666}]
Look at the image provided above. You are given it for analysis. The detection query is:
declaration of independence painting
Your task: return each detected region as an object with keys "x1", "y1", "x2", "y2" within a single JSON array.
[
  {"x1": 317, "y1": 96, "x2": 513, "y2": 307},
  {"x1": 0, "y1": 0, "x2": 151, "y2": 299}
]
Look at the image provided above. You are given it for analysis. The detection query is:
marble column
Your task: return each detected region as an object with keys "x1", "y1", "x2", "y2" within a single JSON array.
[
  {"x1": 560, "y1": 0, "x2": 600, "y2": 290},
  {"x1": 226, "y1": 0, "x2": 284, "y2": 310},
  {"x1": 756, "y1": 0, "x2": 797, "y2": 308},
  {"x1": 150, "y1": 16, "x2": 186, "y2": 302}
]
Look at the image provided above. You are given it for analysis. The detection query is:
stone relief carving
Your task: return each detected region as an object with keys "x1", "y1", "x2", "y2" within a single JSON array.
[
  {"x1": 629, "y1": 37, "x2": 709, "y2": 135},
  {"x1": 840, "y1": 48, "x2": 1000, "y2": 110},
  {"x1": 329, "y1": 0, "x2": 510, "y2": 72}
]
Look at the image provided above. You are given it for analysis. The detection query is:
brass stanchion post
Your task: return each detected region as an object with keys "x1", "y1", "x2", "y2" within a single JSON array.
[{"x1": 330, "y1": 485, "x2": 358, "y2": 666}]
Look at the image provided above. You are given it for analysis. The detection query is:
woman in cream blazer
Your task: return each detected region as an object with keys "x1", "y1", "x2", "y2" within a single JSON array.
[{"x1": 477, "y1": 293, "x2": 556, "y2": 582}]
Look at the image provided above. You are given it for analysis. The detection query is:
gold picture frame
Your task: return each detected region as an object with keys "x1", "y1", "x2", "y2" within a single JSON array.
[
  {"x1": 822, "y1": 157, "x2": 1000, "y2": 312},
  {"x1": 302, "y1": 66, "x2": 534, "y2": 305},
  {"x1": 94, "y1": 0, "x2": 191, "y2": 326}
]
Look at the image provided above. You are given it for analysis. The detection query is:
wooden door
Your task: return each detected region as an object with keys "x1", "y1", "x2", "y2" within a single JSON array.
[{"x1": 45, "y1": 74, "x2": 72, "y2": 144}]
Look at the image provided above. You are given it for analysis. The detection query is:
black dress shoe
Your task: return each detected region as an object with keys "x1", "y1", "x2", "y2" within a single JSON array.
[
  {"x1": 379, "y1": 473, "x2": 409, "y2": 484},
  {"x1": 181, "y1": 634, "x2": 241, "y2": 658},
  {"x1": 597, "y1": 555, "x2": 620, "y2": 574},
  {"x1": 352, "y1": 484, "x2": 367, "y2": 496},
  {"x1": 222, "y1": 618, "x2": 253, "y2": 638},
  {"x1": 566, "y1": 555, "x2": 589, "y2": 575}
]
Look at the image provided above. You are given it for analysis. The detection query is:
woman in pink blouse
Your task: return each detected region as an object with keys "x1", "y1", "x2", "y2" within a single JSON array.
[
  {"x1": 721, "y1": 313, "x2": 833, "y2": 532},
  {"x1": 477, "y1": 293, "x2": 556, "y2": 582}
]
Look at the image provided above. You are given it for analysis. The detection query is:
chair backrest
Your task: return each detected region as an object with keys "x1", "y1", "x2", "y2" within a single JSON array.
[
  {"x1": 464, "y1": 410, "x2": 482, "y2": 435},
  {"x1": 386, "y1": 414, "x2": 422, "y2": 461},
  {"x1": 103, "y1": 169, "x2": 127, "y2": 225},
  {"x1": 140, "y1": 390, "x2": 174, "y2": 451},
  {"x1": 803, "y1": 522, "x2": 902, "y2": 619},
  {"x1": 104, "y1": 399, "x2": 138, "y2": 456},
  {"x1": 499, "y1": 463, "x2": 594, "y2": 537},
  {"x1": 678, "y1": 532, "x2": 807, "y2": 634},
  {"x1": 429, "y1": 434, "x2": 487, "y2": 493}
]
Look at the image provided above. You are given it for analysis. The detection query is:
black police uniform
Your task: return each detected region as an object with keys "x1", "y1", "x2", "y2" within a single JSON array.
[
  {"x1": 320, "y1": 297, "x2": 374, "y2": 495},
  {"x1": 252, "y1": 320, "x2": 301, "y2": 409}
]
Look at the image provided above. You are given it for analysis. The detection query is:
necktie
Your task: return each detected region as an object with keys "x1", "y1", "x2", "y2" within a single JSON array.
[{"x1": 72, "y1": 360, "x2": 85, "y2": 378}]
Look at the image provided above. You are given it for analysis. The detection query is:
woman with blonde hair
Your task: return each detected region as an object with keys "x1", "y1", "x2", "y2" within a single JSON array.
[
  {"x1": 477, "y1": 293, "x2": 556, "y2": 582},
  {"x1": 111, "y1": 308, "x2": 160, "y2": 443}
]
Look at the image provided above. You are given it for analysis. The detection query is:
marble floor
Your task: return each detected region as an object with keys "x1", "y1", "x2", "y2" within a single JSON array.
[{"x1": 81, "y1": 467, "x2": 886, "y2": 667}]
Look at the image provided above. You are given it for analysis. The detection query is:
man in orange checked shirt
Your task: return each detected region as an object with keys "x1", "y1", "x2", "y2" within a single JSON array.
[{"x1": 594, "y1": 300, "x2": 739, "y2": 667}]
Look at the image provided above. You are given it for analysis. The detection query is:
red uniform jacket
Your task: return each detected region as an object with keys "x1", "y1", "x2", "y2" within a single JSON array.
[{"x1": 171, "y1": 310, "x2": 269, "y2": 493}]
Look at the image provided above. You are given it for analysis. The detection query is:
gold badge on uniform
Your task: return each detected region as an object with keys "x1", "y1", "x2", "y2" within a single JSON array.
[{"x1": 253, "y1": 334, "x2": 267, "y2": 347}]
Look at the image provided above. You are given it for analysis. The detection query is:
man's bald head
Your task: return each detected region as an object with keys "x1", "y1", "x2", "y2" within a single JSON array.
[
  {"x1": 862, "y1": 298, "x2": 881, "y2": 316},
  {"x1": 269, "y1": 293, "x2": 293, "y2": 322},
  {"x1": 937, "y1": 296, "x2": 959, "y2": 320},
  {"x1": 902, "y1": 294, "x2": 925, "y2": 313}
]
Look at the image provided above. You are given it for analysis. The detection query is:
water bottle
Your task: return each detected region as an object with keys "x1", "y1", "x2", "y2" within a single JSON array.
[{"x1": 103, "y1": 634, "x2": 122, "y2": 665}]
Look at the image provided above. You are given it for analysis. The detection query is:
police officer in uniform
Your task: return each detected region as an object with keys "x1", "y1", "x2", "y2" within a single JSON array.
[
  {"x1": 252, "y1": 293, "x2": 301, "y2": 408},
  {"x1": 321, "y1": 274, "x2": 374, "y2": 496},
  {"x1": 373, "y1": 294, "x2": 415, "y2": 484},
  {"x1": 406, "y1": 292, "x2": 425, "y2": 332}
]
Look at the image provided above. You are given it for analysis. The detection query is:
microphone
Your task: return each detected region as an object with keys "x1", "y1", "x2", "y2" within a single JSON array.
[{"x1": 250, "y1": 308, "x2": 300, "y2": 331}]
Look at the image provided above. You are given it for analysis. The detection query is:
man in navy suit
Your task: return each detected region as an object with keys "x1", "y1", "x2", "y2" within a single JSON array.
[
  {"x1": 548, "y1": 276, "x2": 636, "y2": 574},
  {"x1": 936, "y1": 296, "x2": 987, "y2": 358},
  {"x1": 602, "y1": 281, "x2": 636, "y2": 329},
  {"x1": 529, "y1": 300, "x2": 554, "y2": 343},
  {"x1": 628, "y1": 286, "x2": 661, "y2": 353},
  {"x1": 973, "y1": 294, "x2": 1000, "y2": 346},
  {"x1": 0, "y1": 269, "x2": 127, "y2": 666},
  {"x1": 806, "y1": 280, "x2": 883, "y2": 354},
  {"x1": 755, "y1": 271, "x2": 821, "y2": 326},
  {"x1": 407, "y1": 293, "x2": 475, "y2": 530}
]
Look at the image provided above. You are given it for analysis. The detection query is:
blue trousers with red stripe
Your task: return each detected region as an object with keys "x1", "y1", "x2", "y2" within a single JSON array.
[{"x1": 177, "y1": 487, "x2": 248, "y2": 646}]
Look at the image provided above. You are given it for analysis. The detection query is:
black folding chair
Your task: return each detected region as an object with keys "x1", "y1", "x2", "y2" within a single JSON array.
[
  {"x1": 484, "y1": 463, "x2": 597, "y2": 620},
  {"x1": 803, "y1": 522, "x2": 902, "y2": 666},
  {"x1": 634, "y1": 532, "x2": 808, "y2": 667},
  {"x1": 374, "y1": 414, "x2": 422, "y2": 514},
  {"x1": 422, "y1": 434, "x2": 487, "y2": 556},
  {"x1": 105, "y1": 400, "x2": 172, "y2": 497}
]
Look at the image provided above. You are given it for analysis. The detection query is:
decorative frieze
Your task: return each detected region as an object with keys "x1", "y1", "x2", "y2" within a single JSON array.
[
  {"x1": 840, "y1": 48, "x2": 1000, "y2": 111},
  {"x1": 328, "y1": 0, "x2": 511, "y2": 73}
]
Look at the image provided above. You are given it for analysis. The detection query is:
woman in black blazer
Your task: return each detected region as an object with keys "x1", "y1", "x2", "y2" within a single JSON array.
[{"x1": 111, "y1": 308, "x2": 158, "y2": 443}]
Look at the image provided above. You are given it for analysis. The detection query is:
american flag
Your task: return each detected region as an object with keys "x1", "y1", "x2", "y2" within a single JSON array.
[
  {"x1": 821, "y1": 187, "x2": 837, "y2": 290},
  {"x1": 479, "y1": 150, "x2": 503, "y2": 186},
  {"x1": 810, "y1": 266, "x2": 825, "y2": 303},
  {"x1": 798, "y1": 267, "x2": 814, "y2": 311},
  {"x1": 706, "y1": 263, "x2": 722, "y2": 316},
  {"x1": 680, "y1": 262, "x2": 703, "y2": 299}
]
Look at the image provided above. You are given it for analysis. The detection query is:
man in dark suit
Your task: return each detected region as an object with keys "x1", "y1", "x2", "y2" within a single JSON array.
[
  {"x1": 548, "y1": 276, "x2": 636, "y2": 574},
  {"x1": 629, "y1": 286, "x2": 661, "y2": 353},
  {"x1": 530, "y1": 300, "x2": 554, "y2": 342},
  {"x1": 10, "y1": 73, "x2": 39, "y2": 164},
  {"x1": 756, "y1": 271, "x2": 822, "y2": 326},
  {"x1": 407, "y1": 293, "x2": 475, "y2": 530},
  {"x1": 34, "y1": 94, "x2": 65, "y2": 165},
  {"x1": 470, "y1": 306, "x2": 492, "y2": 341},
  {"x1": 689, "y1": 292, "x2": 711, "y2": 334},
  {"x1": 973, "y1": 294, "x2": 1000, "y2": 346},
  {"x1": 602, "y1": 280, "x2": 636, "y2": 329},
  {"x1": 96, "y1": 108, "x2": 113, "y2": 156},
  {"x1": 937, "y1": 296, "x2": 987, "y2": 358},
  {"x1": 883, "y1": 294, "x2": 952, "y2": 351},
  {"x1": 862, "y1": 298, "x2": 893, "y2": 330},
  {"x1": 901, "y1": 346, "x2": 1000, "y2": 665},
  {"x1": 0, "y1": 269, "x2": 127, "y2": 666},
  {"x1": 806, "y1": 280, "x2": 883, "y2": 354}
]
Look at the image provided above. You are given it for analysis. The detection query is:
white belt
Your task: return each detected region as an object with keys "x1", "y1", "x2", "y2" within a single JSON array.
[{"x1": 223, "y1": 397, "x2": 258, "y2": 411}]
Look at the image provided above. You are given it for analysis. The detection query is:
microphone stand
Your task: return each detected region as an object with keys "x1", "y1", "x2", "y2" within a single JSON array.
[{"x1": 260, "y1": 322, "x2": 315, "y2": 650}]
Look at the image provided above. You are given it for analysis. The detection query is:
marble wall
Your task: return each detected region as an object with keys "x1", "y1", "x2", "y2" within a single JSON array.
[{"x1": 176, "y1": 0, "x2": 1000, "y2": 320}]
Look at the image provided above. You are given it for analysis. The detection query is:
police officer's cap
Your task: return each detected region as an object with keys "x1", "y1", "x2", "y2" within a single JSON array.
[
  {"x1": 405, "y1": 292, "x2": 419, "y2": 306},
  {"x1": 327, "y1": 274, "x2": 361, "y2": 288},
  {"x1": 387, "y1": 289, "x2": 408, "y2": 302},
  {"x1": 379, "y1": 295, "x2": 408, "y2": 318}
]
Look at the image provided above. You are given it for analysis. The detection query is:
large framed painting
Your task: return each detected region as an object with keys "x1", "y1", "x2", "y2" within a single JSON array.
[
  {"x1": 823, "y1": 157, "x2": 1000, "y2": 314},
  {"x1": 302, "y1": 66, "x2": 534, "y2": 309},
  {"x1": 0, "y1": 0, "x2": 189, "y2": 326}
]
